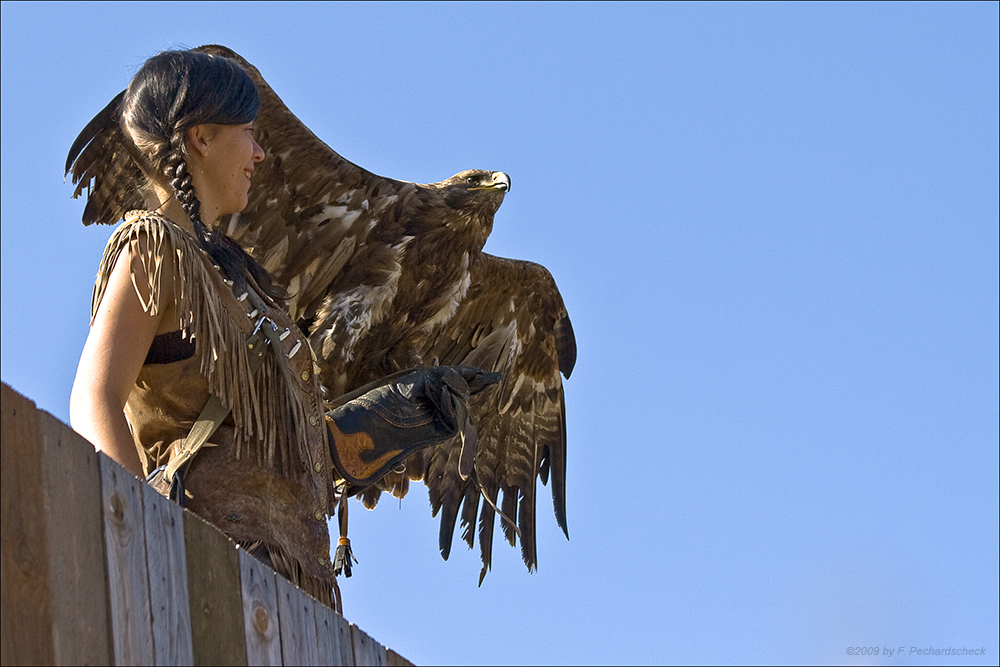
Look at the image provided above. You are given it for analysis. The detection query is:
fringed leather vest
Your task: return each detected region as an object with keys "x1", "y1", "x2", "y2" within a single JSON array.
[{"x1": 92, "y1": 211, "x2": 339, "y2": 605}]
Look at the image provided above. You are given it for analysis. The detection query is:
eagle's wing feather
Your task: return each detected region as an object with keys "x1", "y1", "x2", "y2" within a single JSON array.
[
  {"x1": 65, "y1": 90, "x2": 147, "y2": 226},
  {"x1": 409, "y1": 254, "x2": 575, "y2": 576},
  {"x1": 64, "y1": 43, "x2": 411, "y2": 326},
  {"x1": 66, "y1": 44, "x2": 575, "y2": 580},
  {"x1": 198, "y1": 45, "x2": 413, "y2": 323}
]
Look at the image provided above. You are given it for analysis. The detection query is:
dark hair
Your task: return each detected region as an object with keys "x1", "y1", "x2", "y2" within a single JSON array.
[{"x1": 121, "y1": 49, "x2": 281, "y2": 299}]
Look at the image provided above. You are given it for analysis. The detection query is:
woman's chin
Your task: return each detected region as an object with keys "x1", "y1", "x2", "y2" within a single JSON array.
[{"x1": 225, "y1": 196, "x2": 249, "y2": 216}]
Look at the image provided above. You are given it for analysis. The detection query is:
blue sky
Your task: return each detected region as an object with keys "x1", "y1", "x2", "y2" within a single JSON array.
[{"x1": 2, "y1": 2, "x2": 997, "y2": 665}]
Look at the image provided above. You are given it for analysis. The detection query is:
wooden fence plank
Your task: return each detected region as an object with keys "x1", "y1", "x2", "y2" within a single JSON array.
[
  {"x1": 333, "y1": 606, "x2": 357, "y2": 666},
  {"x1": 142, "y1": 482, "x2": 193, "y2": 665},
  {"x1": 3, "y1": 383, "x2": 415, "y2": 667},
  {"x1": 314, "y1": 598, "x2": 352, "y2": 666},
  {"x1": 184, "y1": 511, "x2": 248, "y2": 666},
  {"x1": 276, "y1": 576, "x2": 320, "y2": 665},
  {"x1": 37, "y1": 411, "x2": 111, "y2": 666},
  {"x1": 351, "y1": 624, "x2": 388, "y2": 666},
  {"x1": 0, "y1": 384, "x2": 55, "y2": 666},
  {"x1": 386, "y1": 648, "x2": 415, "y2": 666},
  {"x1": 100, "y1": 454, "x2": 155, "y2": 666},
  {"x1": 239, "y1": 549, "x2": 283, "y2": 666}
]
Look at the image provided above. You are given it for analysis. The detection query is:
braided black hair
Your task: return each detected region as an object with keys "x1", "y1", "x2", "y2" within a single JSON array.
[{"x1": 120, "y1": 49, "x2": 282, "y2": 300}]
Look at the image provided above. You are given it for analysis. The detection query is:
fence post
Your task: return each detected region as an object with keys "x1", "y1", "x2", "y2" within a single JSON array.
[
  {"x1": 1, "y1": 384, "x2": 56, "y2": 665},
  {"x1": 101, "y1": 454, "x2": 156, "y2": 665},
  {"x1": 314, "y1": 596, "x2": 353, "y2": 666},
  {"x1": 37, "y1": 410, "x2": 112, "y2": 665},
  {"x1": 184, "y1": 510, "x2": 248, "y2": 666},
  {"x1": 143, "y1": 482, "x2": 194, "y2": 664},
  {"x1": 351, "y1": 623, "x2": 388, "y2": 666},
  {"x1": 239, "y1": 548, "x2": 283, "y2": 665},
  {"x1": 276, "y1": 575, "x2": 321, "y2": 665},
  {"x1": 1, "y1": 382, "x2": 417, "y2": 666}
]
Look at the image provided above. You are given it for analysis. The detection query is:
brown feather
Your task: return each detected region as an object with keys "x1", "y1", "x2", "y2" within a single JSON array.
[
  {"x1": 215, "y1": 38, "x2": 578, "y2": 573},
  {"x1": 68, "y1": 44, "x2": 576, "y2": 579}
]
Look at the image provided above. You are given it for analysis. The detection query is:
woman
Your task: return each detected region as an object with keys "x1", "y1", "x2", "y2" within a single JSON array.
[{"x1": 68, "y1": 49, "x2": 494, "y2": 606}]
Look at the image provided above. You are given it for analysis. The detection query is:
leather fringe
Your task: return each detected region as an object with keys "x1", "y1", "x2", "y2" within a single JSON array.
[{"x1": 92, "y1": 212, "x2": 312, "y2": 472}]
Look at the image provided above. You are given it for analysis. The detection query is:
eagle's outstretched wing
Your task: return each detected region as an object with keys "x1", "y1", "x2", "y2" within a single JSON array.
[
  {"x1": 408, "y1": 254, "x2": 576, "y2": 580},
  {"x1": 64, "y1": 44, "x2": 414, "y2": 323},
  {"x1": 198, "y1": 45, "x2": 416, "y2": 324},
  {"x1": 66, "y1": 43, "x2": 576, "y2": 579},
  {"x1": 64, "y1": 90, "x2": 146, "y2": 226},
  {"x1": 223, "y1": 46, "x2": 577, "y2": 574}
]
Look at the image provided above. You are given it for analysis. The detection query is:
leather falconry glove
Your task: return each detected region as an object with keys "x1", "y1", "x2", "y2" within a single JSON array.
[
  {"x1": 325, "y1": 364, "x2": 501, "y2": 494},
  {"x1": 327, "y1": 364, "x2": 499, "y2": 579}
]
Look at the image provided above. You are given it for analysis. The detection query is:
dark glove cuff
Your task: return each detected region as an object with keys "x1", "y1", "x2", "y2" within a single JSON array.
[{"x1": 327, "y1": 365, "x2": 498, "y2": 490}]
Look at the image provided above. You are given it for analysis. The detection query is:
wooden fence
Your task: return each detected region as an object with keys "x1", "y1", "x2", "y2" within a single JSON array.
[{"x1": 1, "y1": 382, "x2": 412, "y2": 666}]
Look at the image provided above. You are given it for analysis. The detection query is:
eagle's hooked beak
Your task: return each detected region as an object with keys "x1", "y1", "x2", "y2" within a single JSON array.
[{"x1": 468, "y1": 172, "x2": 511, "y2": 192}]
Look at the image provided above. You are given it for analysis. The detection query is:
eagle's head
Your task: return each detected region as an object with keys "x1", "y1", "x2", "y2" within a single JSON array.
[
  {"x1": 411, "y1": 169, "x2": 509, "y2": 251},
  {"x1": 436, "y1": 169, "x2": 510, "y2": 217}
]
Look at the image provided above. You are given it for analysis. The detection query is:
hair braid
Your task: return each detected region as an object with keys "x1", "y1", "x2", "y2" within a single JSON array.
[
  {"x1": 164, "y1": 132, "x2": 208, "y2": 239},
  {"x1": 163, "y1": 139, "x2": 263, "y2": 296},
  {"x1": 165, "y1": 140, "x2": 195, "y2": 214}
]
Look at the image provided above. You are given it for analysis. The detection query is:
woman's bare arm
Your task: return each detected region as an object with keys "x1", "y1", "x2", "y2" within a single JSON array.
[{"x1": 70, "y1": 239, "x2": 174, "y2": 478}]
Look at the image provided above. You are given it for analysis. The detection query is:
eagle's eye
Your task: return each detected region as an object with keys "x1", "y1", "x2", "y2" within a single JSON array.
[{"x1": 465, "y1": 175, "x2": 478, "y2": 184}]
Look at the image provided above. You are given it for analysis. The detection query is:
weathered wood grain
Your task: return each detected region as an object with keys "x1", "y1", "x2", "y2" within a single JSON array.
[
  {"x1": 314, "y1": 597, "x2": 353, "y2": 666},
  {"x1": 1, "y1": 384, "x2": 55, "y2": 665},
  {"x1": 276, "y1": 576, "x2": 320, "y2": 665},
  {"x1": 351, "y1": 624, "x2": 388, "y2": 666},
  {"x1": 333, "y1": 604, "x2": 357, "y2": 666},
  {"x1": 2, "y1": 383, "x2": 416, "y2": 667},
  {"x1": 239, "y1": 549, "x2": 283, "y2": 666},
  {"x1": 142, "y1": 482, "x2": 193, "y2": 665},
  {"x1": 184, "y1": 510, "x2": 248, "y2": 666},
  {"x1": 37, "y1": 410, "x2": 111, "y2": 665},
  {"x1": 386, "y1": 648, "x2": 415, "y2": 666},
  {"x1": 100, "y1": 452, "x2": 155, "y2": 665}
]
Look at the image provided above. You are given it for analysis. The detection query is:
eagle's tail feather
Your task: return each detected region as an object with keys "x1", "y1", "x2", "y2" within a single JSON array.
[{"x1": 459, "y1": 484, "x2": 480, "y2": 550}]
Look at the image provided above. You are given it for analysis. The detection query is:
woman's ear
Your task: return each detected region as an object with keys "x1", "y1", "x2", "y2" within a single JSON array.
[{"x1": 185, "y1": 124, "x2": 217, "y2": 158}]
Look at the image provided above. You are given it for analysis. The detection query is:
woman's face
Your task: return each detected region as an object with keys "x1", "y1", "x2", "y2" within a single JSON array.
[{"x1": 186, "y1": 122, "x2": 265, "y2": 221}]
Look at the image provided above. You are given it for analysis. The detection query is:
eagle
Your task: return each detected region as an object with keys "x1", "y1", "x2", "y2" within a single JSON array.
[{"x1": 65, "y1": 44, "x2": 576, "y2": 582}]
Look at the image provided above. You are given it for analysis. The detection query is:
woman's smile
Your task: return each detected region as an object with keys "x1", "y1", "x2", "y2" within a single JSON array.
[{"x1": 187, "y1": 122, "x2": 264, "y2": 222}]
